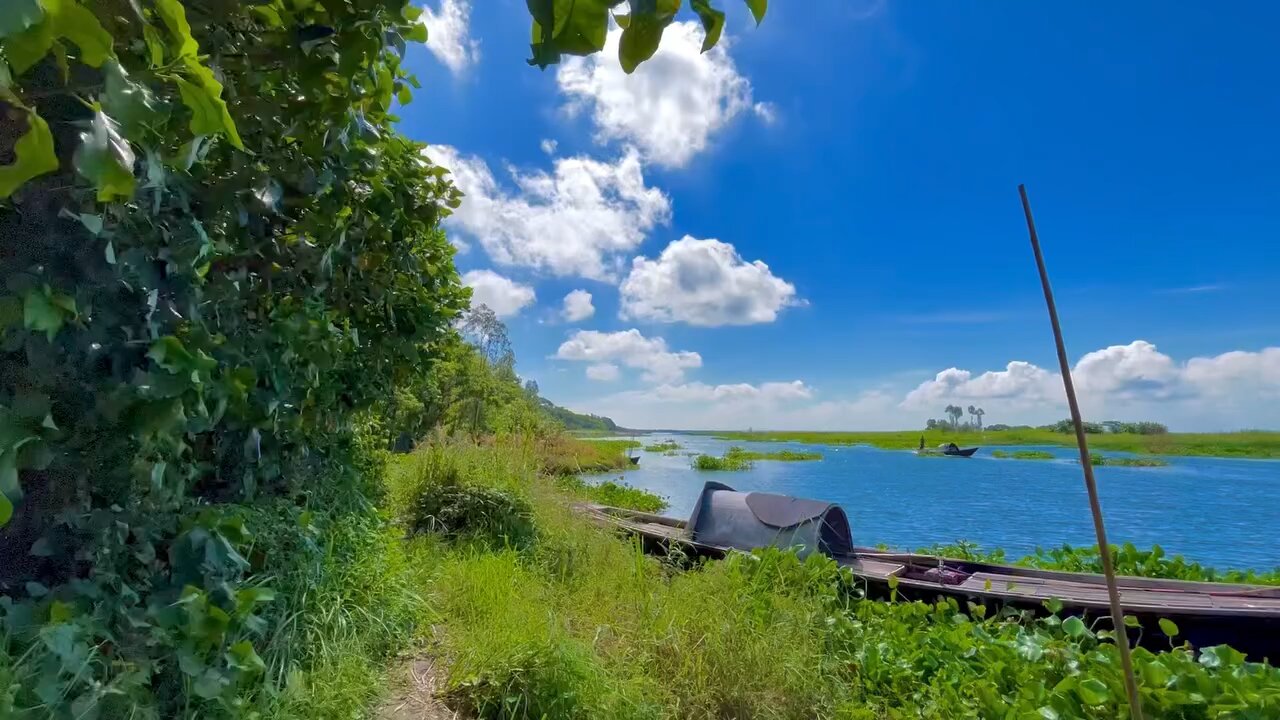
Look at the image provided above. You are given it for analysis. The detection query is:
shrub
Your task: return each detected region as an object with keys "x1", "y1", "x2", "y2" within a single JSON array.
[{"x1": 410, "y1": 483, "x2": 536, "y2": 551}]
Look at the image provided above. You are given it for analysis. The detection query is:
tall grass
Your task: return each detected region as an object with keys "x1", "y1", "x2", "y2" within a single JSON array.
[
  {"x1": 725, "y1": 446, "x2": 823, "y2": 461},
  {"x1": 691, "y1": 454, "x2": 753, "y2": 471},
  {"x1": 992, "y1": 449, "x2": 1056, "y2": 460}
]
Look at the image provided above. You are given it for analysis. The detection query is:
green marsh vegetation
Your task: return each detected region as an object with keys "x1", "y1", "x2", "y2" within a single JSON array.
[
  {"x1": 714, "y1": 428, "x2": 1280, "y2": 458},
  {"x1": 643, "y1": 440, "x2": 683, "y2": 452},
  {"x1": 1088, "y1": 453, "x2": 1171, "y2": 467},
  {"x1": 725, "y1": 446, "x2": 823, "y2": 461},
  {"x1": 993, "y1": 450, "x2": 1057, "y2": 460},
  {"x1": 692, "y1": 453, "x2": 754, "y2": 471},
  {"x1": 923, "y1": 541, "x2": 1280, "y2": 586}
]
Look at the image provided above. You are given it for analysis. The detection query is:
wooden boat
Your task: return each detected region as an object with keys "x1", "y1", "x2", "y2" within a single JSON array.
[
  {"x1": 628, "y1": 455, "x2": 641, "y2": 466},
  {"x1": 917, "y1": 444, "x2": 979, "y2": 457},
  {"x1": 578, "y1": 483, "x2": 1280, "y2": 661}
]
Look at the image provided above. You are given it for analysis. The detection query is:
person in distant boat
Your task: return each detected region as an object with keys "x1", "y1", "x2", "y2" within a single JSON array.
[{"x1": 946, "y1": 442, "x2": 959, "y2": 452}]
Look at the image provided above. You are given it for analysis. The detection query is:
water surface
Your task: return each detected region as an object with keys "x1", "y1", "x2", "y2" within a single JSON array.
[{"x1": 594, "y1": 434, "x2": 1280, "y2": 571}]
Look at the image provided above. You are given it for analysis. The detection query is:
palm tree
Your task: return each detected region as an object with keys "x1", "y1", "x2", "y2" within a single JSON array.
[{"x1": 974, "y1": 407, "x2": 985, "y2": 431}]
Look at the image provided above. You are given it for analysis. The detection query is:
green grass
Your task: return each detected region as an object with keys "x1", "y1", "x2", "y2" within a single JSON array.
[
  {"x1": 377, "y1": 439, "x2": 1280, "y2": 720},
  {"x1": 709, "y1": 429, "x2": 1280, "y2": 458},
  {"x1": 538, "y1": 436, "x2": 637, "y2": 475},
  {"x1": 643, "y1": 440, "x2": 682, "y2": 452},
  {"x1": 1088, "y1": 453, "x2": 1170, "y2": 467},
  {"x1": 725, "y1": 446, "x2": 822, "y2": 461},
  {"x1": 992, "y1": 449, "x2": 1057, "y2": 460},
  {"x1": 692, "y1": 453, "x2": 753, "y2": 471}
]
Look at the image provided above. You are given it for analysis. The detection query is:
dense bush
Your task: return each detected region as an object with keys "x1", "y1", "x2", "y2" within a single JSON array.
[
  {"x1": 692, "y1": 453, "x2": 752, "y2": 471},
  {"x1": 411, "y1": 483, "x2": 536, "y2": 551}
]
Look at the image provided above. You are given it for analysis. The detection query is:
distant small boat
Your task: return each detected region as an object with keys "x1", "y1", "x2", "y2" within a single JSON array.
[
  {"x1": 916, "y1": 444, "x2": 979, "y2": 457},
  {"x1": 628, "y1": 456, "x2": 641, "y2": 466}
]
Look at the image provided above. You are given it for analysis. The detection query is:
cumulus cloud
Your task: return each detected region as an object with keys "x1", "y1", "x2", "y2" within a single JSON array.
[
  {"x1": 540, "y1": 139, "x2": 558, "y2": 155},
  {"x1": 901, "y1": 341, "x2": 1280, "y2": 429},
  {"x1": 554, "y1": 329, "x2": 701, "y2": 383},
  {"x1": 561, "y1": 290, "x2": 595, "y2": 322},
  {"x1": 571, "y1": 342, "x2": 1280, "y2": 432},
  {"x1": 426, "y1": 145, "x2": 670, "y2": 279},
  {"x1": 557, "y1": 22, "x2": 769, "y2": 168},
  {"x1": 586, "y1": 363, "x2": 620, "y2": 382},
  {"x1": 420, "y1": 0, "x2": 480, "y2": 73},
  {"x1": 462, "y1": 269, "x2": 535, "y2": 318},
  {"x1": 619, "y1": 236, "x2": 801, "y2": 326}
]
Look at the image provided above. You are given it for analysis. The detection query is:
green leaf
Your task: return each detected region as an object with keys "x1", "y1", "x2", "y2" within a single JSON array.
[
  {"x1": 1122, "y1": 614, "x2": 1140, "y2": 628},
  {"x1": 618, "y1": 6, "x2": 676, "y2": 74},
  {"x1": 743, "y1": 0, "x2": 767, "y2": 25},
  {"x1": 23, "y1": 287, "x2": 72, "y2": 341},
  {"x1": 227, "y1": 640, "x2": 265, "y2": 674},
  {"x1": 690, "y1": 0, "x2": 725, "y2": 52},
  {"x1": 73, "y1": 110, "x2": 135, "y2": 201},
  {"x1": 1075, "y1": 677, "x2": 1110, "y2": 706},
  {"x1": 3, "y1": 14, "x2": 55, "y2": 74},
  {"x1": 174, "y1": 60, "x2": 244, "y2": 149},
  {"x1": 1158, "y1": 618, "x2": 1179, "y2": 638},
  {"x1": 404, "y1": 19, "x2": 427, "y2": 43},
  {"x1": 0, "y1": 110, "x2": 58, "y2": 198},
  {"x1": 103, "y1": 61, "x2": 157, "y2": 135},
  {"x1": 0, "y1": 451, "x2": 19, "y2": 502},
  {"x1": 1061, "y1": 615, "x2": 1086, "y2": 638},
  {"x1": 0, "y1": 492, "x2": 11, "y2": 528},
  {"x1": 55, "y1": 1, "x2": 112, "y2": 67},
  {"x1": 49, "y1": 599, "x2": 75, "y2": 623},
  {"x1": 156, "y1": 0, "x2": 198, "y2": 57},
  {"x1": 142, "y1": 23, "x2": 165, "y2": 66},
  {"x1": 0, "y1": 0, "x2": 44, "y2": 40}
]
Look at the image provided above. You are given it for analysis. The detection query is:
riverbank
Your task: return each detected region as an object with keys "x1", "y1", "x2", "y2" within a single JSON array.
[
  {"x1": 268, "y1": 434, "x2": 1280, "y2": 718},
  {"x1": 710, "y1": 429, "x2": 1280, "y2": 458}
]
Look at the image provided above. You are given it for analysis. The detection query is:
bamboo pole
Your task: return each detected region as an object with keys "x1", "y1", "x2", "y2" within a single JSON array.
[{"x1": 1018, "y1": 184, "x2": 1144, "y2": 720}]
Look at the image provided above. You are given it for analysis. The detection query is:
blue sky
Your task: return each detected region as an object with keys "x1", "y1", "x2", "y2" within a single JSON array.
[{"x1": 399, "y1": 1, "x2": 1279, "y2": 431}]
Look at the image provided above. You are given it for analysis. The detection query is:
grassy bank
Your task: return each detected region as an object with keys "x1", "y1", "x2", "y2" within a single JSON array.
[
  {"x1": 354, "y1": 436, "x2": 1279, "y2": 719},
  {"x1": 711, "y1": 429, "x2": 1280, "y2": 458},
  {"x1": 692, "y1": 453, "x2": 753, "y2": 471}
]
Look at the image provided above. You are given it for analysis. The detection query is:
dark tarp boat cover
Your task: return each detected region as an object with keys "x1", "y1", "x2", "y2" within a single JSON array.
[{"x1": 686, "y1": 481, "x2": 853, "y2": 558}]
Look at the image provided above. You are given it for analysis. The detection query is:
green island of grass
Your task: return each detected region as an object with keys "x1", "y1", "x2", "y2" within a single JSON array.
[
  {"x1": 992, "y1": 449, "x2": 1056, "y2": 460},
  {"x1": 692, "y1": 453, "x2": 754, "y2": 471},
  {"x1": 726, "y1": 445, "x2": 823, "y2": 461},
  {"x1": 1089, "y1": 453, "x2": 1170, "y2": 467},
  {"x1": 643, "y1": 440, "x2": 682, "y2": 452},
  {"x1": 709, "y1": 429, "x2": 1280, "y2": 459}
]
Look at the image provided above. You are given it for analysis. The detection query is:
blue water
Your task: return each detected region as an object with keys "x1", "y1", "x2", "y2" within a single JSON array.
[{"x1": 594, "y1": 435, "x2": 1280, "y2": 571}]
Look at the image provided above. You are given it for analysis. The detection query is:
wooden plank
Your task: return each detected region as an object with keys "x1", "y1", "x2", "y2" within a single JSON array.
[{"x1": 843, "y1": 558, "x2": 905, "y2": 580}]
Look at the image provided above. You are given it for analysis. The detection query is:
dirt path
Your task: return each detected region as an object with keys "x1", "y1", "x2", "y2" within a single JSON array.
[{"x1": 376, "y1": 657, "x2": 459, "y2": 720}]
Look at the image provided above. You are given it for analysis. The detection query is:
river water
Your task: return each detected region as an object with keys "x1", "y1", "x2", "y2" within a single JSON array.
[{"x1": 593, "y1": 434, "x2": 1280, "y2": 571}]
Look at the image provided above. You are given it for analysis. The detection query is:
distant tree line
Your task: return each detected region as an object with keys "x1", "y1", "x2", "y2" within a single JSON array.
[{"x1": 924, "y1": 408, "x2": 1169, "y2": 435}]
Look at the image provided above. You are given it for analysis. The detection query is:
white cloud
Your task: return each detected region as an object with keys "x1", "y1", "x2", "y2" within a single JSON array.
[
  {"x1": 570, "y1": 342, "x2": 1280, "y2": 432},
  {"x1": 586, "y1": 363, "x2": 620, "y2": 382},
  {"x1": 420, "y1": 0, "x2": 480, "y2": 74},
  {"x1": 554, "y1": 329, "x2": 701, "y2": 383},
  {"x1": 561, "y1": 290, "x2": 595, "y2": 322},
  {"x1": 540, "y1": 139, "x2": 558, "y2": 155},
  {"x1": 900, "y1": 341, "x2": 1280, "y2": 429},
  {"x1": 557, "y1": 21, "x2": 768, "y2": 168},
  {"x1": 752, "y1": 101, "x2": 779, "y2": 125},
  {"x1": 619, "y1": 236, "x2": 801, "y2": 326},
  {"x1": 462, "y1": 269, "x2": 535, "y2": 318},
  {"x1": 426, "y1": 145, "x2": 670, "y2": 280}
]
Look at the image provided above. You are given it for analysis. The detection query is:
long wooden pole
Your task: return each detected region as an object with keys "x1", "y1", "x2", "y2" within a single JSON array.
[{"x1": 1018, "y1": 185, "x2": 1144, "y2": 720}]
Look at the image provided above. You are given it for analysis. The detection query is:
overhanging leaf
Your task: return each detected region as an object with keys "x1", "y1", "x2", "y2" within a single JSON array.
[
  {"x1": 0, "y1": 109, "x2": 58, "y2": 198},
  {"x1": 73, "y1": 110, "x2": 136, "y2": 201},
  {"x1": 23, "y1": 287, "x2": 72, "y2": 341},
  {"x1": 156, "y1": 0, "x2": 199, "y2": 57},
  {"x1": 618, "y1": 1, "x2": 678, "y2": 74},
  {"x1": 2, "y1": 12, "x2": 55, "y2": 74},
  {"x1": 690, "y1": 0, "x2": 725, "y2": 52},
  {"x1": 743, "y1": 0, "x2": 767, "y2": 25}
]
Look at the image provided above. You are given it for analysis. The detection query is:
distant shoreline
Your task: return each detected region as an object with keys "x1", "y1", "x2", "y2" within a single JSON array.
[{"x1": 686, "y1": 429, "x2": 1280, "y2": 459}]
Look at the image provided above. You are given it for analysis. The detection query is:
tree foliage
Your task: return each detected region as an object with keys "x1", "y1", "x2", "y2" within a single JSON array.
[
  {"x1": 525, "y1": 0, "x2": 767, "y2": 73},
  {"x1": 0, "y1": 1, "x2": 770, "y2": 715}
]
